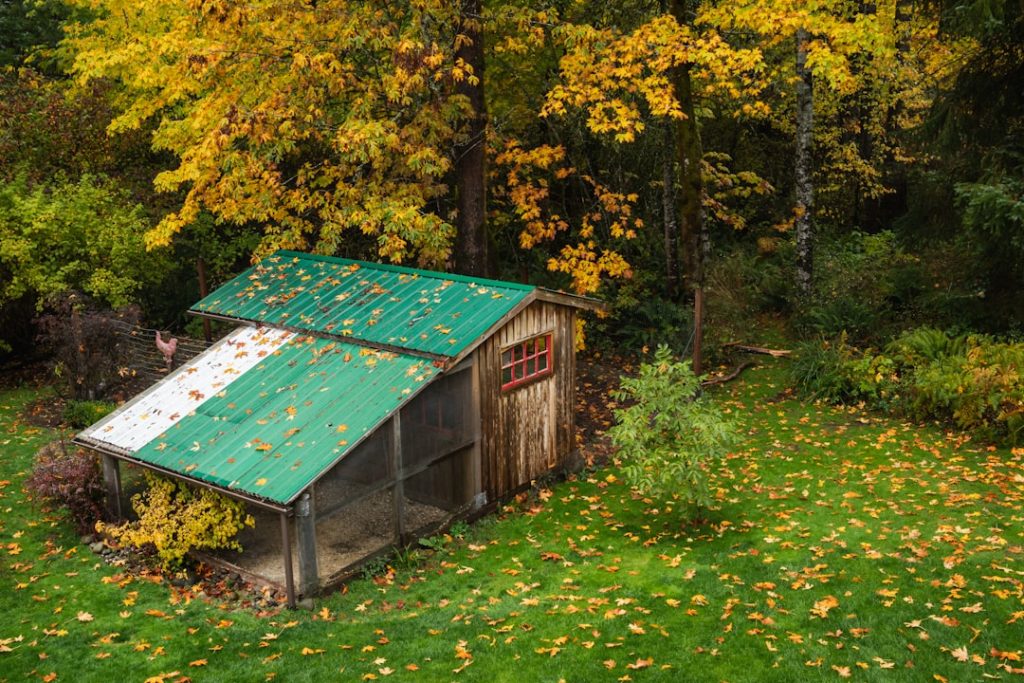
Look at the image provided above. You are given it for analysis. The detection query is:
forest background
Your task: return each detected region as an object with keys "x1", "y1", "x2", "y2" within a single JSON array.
[{"x1": 1, "y1": 0, "x2": 1022, "y2": 396}]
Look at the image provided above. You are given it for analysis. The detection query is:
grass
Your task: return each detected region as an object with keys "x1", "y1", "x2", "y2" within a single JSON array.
[{"x1": 2, "y1": 359, "x2": 1023, "y2": 682}]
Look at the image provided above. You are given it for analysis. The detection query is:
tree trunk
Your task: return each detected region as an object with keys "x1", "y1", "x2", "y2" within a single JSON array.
[
  {"x1": 855, "y1": 0, "x2": 880, "y2": 231},
  {"x1": 670, "y1": 0, "x2": 705, "y2": 295},
  {"x1": 794, "y1": 27, "x2": 814, "y2": 297},
  {"x1": 895, "y1": 0, "x2": 912, "y2": 58},
  {"x1": 670, "y1": 0, "x2": 706, "y2": 372},
  {"x1": 453, "y1": 0, "x2": 491, "y2": 278},
  {"x1": 662, "y1": 123, "x2": 681, "y2": 300}
]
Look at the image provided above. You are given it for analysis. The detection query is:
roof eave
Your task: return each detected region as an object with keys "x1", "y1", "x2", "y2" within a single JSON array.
[
  {"x1": 534, "y1": 288, "x2": 607, "y2": 313},
  {"x1": 73, "y1": 436, "x2": 293, "y2": 514}
]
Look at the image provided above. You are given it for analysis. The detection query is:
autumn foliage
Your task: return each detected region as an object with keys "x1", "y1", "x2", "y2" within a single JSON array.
[{"x1": 99, "y1": 472, "x2": 254, "y2": 569}]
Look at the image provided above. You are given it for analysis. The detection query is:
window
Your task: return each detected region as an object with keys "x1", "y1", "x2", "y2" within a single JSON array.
[{"x1": 501, "y1": 333, "x2": 553, "y2": 390}]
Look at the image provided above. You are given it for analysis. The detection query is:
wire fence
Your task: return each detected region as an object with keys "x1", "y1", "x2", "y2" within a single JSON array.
[{"x1": 107, "y1": 320, "x2": 213, "y2": 390}]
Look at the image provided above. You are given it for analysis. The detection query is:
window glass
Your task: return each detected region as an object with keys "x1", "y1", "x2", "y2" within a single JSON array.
[{"x1": 501, "y1": 333, "x2": 553, "y2": 391}]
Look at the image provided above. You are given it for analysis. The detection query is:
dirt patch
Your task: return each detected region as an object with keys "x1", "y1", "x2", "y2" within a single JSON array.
[
  {"x1": 218, "y1": 491, "x2": 449, "y2": 588},
  {"x1": 575, "y1": 351, "x2": 632, "y2": 441},
  {"x1": 0, "y1": 356, "x2": 51, "y2": 391}
]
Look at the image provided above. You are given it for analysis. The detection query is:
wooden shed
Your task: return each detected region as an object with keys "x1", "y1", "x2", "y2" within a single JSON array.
[{"x1": 74, "y1": 251, "x2": 599, "y2": 604}]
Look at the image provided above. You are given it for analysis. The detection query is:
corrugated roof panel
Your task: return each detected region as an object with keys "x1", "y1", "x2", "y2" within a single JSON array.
[
  {"x1": 127, "y1": 334, "x2": 439, "y2": 504},
  {"x1": 78, "y1": 326, "x2": 295, "y2": 452},
  {"x1": 191, "y1": 251, "x2": 533, "y2": 357}
]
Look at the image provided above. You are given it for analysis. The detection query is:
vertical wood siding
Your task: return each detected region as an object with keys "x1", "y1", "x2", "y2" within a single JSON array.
[{"x1": 478, "y1": 301, "x2": 576, "y2": 501}]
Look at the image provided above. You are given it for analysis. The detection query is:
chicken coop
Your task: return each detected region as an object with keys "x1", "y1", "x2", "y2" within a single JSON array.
[{"x1": 75, "y1": 251, "x2": 600, "y2": 604}]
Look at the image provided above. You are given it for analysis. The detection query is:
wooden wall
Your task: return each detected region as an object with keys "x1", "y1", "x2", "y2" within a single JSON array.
[{"x1": 477, "y1": 300, "x2": 576, "y2": 501}]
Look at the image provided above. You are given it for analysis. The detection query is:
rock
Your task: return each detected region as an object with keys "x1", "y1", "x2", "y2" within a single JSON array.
[
  {"x1": 89, "y1": 541, "x2": 105, "y2": 553},
  {"x1": 81, "y1": 534, "x2": 96, "y2": 545}
]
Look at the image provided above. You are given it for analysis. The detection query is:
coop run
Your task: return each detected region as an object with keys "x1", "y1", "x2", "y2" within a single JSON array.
[{"x1": 76, "y1": 251, "x2": 600, "y2": 605}]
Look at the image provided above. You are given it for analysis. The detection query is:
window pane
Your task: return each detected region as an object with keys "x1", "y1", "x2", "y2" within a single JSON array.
[
  {"x1": 512, "y1": 344, "x2": 523, "y2": 362},
  {"x1": 537, "y1": 354, "x2": 548, "y2": 372},
  {"x1": 537, "y1": 336, "x2": 548, "y2": 352},
  {"x1": 514, "y1": 363, "x2": 525, "y2": 380},
  {"x1": 501, "y1": 349, "x2": 512, "y2": 366},
  {"x1": 502, "y1": 366, "x2": 512, "y2": 385},
  {"x1": 526, "y1": 358, "x2": 535, "y2": 376}
]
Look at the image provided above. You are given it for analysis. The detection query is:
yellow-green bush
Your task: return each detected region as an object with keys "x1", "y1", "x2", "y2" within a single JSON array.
[
  {"x1": 793, "y1": 328, "x2": 1024, "y2": 444},
  {"x1": 98, "y1": 472, "x2": 254, "y2": 569}
]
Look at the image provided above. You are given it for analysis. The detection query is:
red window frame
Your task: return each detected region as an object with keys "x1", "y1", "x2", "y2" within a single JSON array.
[{"x1": 500, "y1": 333, "x2": 553, "y2": 391}]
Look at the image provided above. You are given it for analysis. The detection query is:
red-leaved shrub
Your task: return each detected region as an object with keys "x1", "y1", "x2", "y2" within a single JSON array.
[{"x1": 26, "y1": 441, "x2": 106, "y2": 534}]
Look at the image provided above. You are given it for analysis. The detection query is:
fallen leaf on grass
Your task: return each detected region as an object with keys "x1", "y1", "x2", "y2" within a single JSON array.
[{"x1": 810, "y1": 596, "x2": 839, "y2": 619}]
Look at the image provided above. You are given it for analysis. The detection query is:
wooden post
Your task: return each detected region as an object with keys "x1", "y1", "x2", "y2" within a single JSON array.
[
  {"x1": 100, "y1": 453, "x2": 123, "y2": 520},
  {"x1": 390, "y1": 413, "x2": 407, "y2": 545},
  {"x1": 197, "y1": 257, "x2": 212, "y2": 343},
  {"x1": 280, "y1": 512, "x2": 296, "y2": 609},
  {"x1": 295, "y1": 490, "x2": 318, "y2": 598},
  {"x1": 693, "y1": 286, "x2": 704, "y2": 377}
]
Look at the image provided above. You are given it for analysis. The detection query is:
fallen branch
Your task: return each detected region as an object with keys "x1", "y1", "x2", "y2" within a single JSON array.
[
  {"x1": 701, "y1": 361, "x2": 755, "y2": 388},
  {"x1": 721, "y1": 341, "x2": 791, "y2": 357}
]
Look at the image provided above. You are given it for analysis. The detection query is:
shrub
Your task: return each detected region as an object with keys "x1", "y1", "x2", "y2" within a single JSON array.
[
  {"x1": 62, "y1": 399, "x2": 116, "y2": 429},
  {"x1": 36, "y1": 295, "x2": 140, "y2": 400},
  {"x1": 26, "y1": 441, "x2": 106, "y2": 534},
  {"x1": 792, "y1": 327, "x2": 1024, "y2": 445},
  {"x1": 98, "y1": 472, "x2": 255, "y2": 570},
  {"x1": 608, "y1": 345, "x2": 738, "y2": 518},
  {"x1": 798, "y1": 231, "x2": 921, "y2": 343},
  {"x1": 790, "y1": 334, "x2": 858, "y2": 402}
]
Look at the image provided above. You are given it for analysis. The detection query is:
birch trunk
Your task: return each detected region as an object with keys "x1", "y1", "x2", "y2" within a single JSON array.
[{"x1": 794, "y1": 27, "x2": 814, "y2": 297}]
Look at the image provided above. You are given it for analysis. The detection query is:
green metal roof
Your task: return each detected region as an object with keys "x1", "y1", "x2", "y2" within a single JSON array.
[
  {"x1": 78, "y1": 327, "x2": 438, "y2": 505},
  {"x1": 191, "y1": 251, "x2": 534, "y2": 358}
]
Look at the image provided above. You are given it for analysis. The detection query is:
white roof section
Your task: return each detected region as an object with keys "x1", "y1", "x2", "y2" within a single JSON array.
[{"x1": 79, "y1": 325, "x2": 294, "y2": 453}]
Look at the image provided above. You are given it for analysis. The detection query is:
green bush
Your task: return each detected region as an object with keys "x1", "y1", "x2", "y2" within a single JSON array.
[
  {"x1": 62, "y1": 399, "x2": 117, "y2": 428},
  {"x1": 790, "y1": 334, "x2": 861, "y2": 402},
  {"x1": 591, "y1": 271, "x2": 694, "y2": 354},
  {"x1": 798, "y1": 231, "x2": 922, "y2": 343},
  {"x1": 792, "y1": 327, "x2": 1024, "y2": 444},
  {"x1": 608, "y1": 345, "x2": 738, "y2": 518}
]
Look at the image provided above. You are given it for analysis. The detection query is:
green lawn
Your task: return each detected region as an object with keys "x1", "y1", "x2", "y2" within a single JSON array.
[{"x1": 2, "y1": 360, "x2": 1022, "y2": 682}]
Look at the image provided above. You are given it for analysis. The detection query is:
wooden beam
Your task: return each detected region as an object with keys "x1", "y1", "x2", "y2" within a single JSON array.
[
  {"x1": 390, "y1": 414, "x2": 407, "y2": 546},
  {"x1": 100, "y1": 453, "x2": 123, "y2": 520},
  {"x1": 295, "y1": 490, "x2": 318, "y2": 598}
]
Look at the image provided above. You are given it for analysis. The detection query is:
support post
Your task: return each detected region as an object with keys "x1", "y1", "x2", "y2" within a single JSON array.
[
  {"x1": 197, "y1": 257, "x2": 212, "y2": 343},
  {"x1": 280, "y1": 512, "x2": 296, "y2": 609},
  {"x1": 100, "y1": 453, "x2": 123, "y2": 520},
  {"x1": 390, "y1": 413, "x2": 407, "y2": 545},
  {"x1": 295, "y1": 490, "x2": 318, "y2": 598}
]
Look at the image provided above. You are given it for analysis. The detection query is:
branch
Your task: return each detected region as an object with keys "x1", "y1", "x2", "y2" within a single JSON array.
[
  {"x1": 720, "y1": 341, "x2": 791, "y2": 357},
  {"x1": 700, "y1": 360, "x2": 754, "y2": 388}
]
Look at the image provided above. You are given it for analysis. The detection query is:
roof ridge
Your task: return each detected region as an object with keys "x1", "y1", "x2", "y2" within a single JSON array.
[{"x1": 273, "y1": 250, "x2": 536, "y2": 292}]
